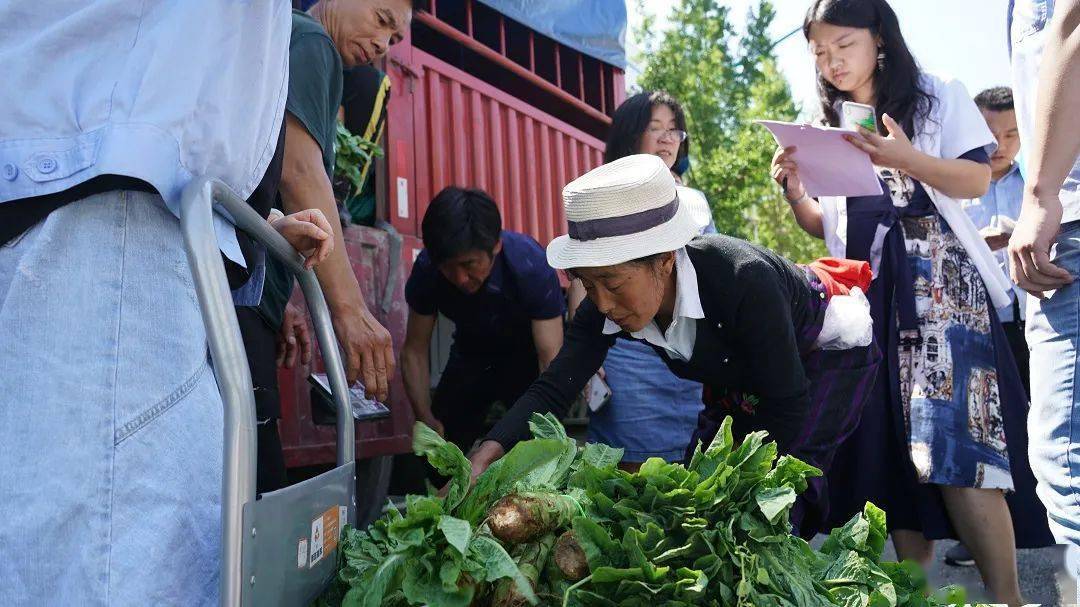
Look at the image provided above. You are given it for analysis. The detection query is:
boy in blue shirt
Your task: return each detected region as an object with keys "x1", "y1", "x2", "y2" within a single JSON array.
[{"x1": 965, "y1": 86, "x2": 1029, "y2": 397}]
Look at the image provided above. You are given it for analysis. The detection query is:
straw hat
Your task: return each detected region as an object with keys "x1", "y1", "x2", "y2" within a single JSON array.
[{"x1": 546, "y1": 154, "x2": 705, "y2": 270}]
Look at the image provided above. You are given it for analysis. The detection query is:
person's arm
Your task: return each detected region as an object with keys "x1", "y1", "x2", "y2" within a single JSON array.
[
  {"x1": 530, "y1": 317, "x2": 563, "y2": 372},
  {"x1": 279, "y1": 112, "x2": 395, "y2": 400},
  {"x1": 400, "y1": 309, "x2": 441, "y2": 435},
  {"x1": 469, "y1": 299, "x2": 614, "y2": 474},
  {"x1": 728, "y1": 261, "x2": 812, "y2": 451},
  {"x1": 770, "y1": 146, "x2": 825, "y2": 238},
  {"x1": 845, "y1": 114, "x2": 991, "y2": 199},
  {"x1": 902, "y1": 152, "x2": 991, "y2": 200},
  {"x1": 1009, "y1": 0, "x2": 1080, "y2": 295}
]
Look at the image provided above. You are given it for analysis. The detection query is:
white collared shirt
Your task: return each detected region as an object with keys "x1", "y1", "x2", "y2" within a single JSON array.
[{"x1": 602, "y1": 247, "x2": 704, "y2": 361}]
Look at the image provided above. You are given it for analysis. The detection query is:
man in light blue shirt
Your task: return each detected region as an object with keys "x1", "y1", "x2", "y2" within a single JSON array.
[
  {"x1": 964, "y1": 86, "x2": 1030, "y2": 396},
  {"x1": 0, "y1": 2, "x2": 292, "y2": 604},
  {"x1": 1008, "y1": 0, "x2": 1080, "y2": 593}
]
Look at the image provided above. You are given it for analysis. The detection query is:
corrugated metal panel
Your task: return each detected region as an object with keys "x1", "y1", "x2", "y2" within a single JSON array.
[{"x1": 394, "y1": 48, "x2": 607, "y2": 247}]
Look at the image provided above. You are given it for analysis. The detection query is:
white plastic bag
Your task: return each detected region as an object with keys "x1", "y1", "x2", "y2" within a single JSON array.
[{"x1": 814, "y1": 286, "x2": 873, "y2": 351}]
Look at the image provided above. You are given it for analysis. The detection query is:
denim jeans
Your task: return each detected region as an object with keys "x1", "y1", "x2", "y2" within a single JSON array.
[
  {"x1": 0, "y1": 191, "x2": 223, "y2": 605},
  {"x1": 1028, "y1": 220, "x2": 1080, "y2": 551}
]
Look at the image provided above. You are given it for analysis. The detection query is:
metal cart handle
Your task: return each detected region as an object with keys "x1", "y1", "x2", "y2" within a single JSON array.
[{"x1": 179, "y1": 176, "x2": 355, "y2": 607}]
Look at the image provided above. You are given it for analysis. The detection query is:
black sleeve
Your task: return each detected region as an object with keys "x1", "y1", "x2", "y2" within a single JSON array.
[
  {"x1": 730, "y1": 260, "x2": 812, "y2": 451},
  {"x1": 485, "y1": 298, "x2": 615, "y2": 450},
  {"x1": 958, "y1": 146, "x2": 990, "y2": 164}
]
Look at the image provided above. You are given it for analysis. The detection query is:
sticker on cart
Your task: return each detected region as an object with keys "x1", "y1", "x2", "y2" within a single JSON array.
[
  {"x1": 308, "y1": 506, "x2": 342, "y2": 568},
  {"x1": 297, "y1": 538, "x2": 309, "y2": 570}
]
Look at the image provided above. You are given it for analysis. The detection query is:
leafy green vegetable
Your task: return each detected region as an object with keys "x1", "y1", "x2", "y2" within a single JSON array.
[
  {"x1": 413, "y1": 422, "x2": 471, "y2": 511},
  {"x1": 321, "y1": 414, "x2": 968, "y2": 607},
  {"x1": 334, "y1": 122, "x2": 383, "y2": 201},
  {"x1": 456, "y1": 437, "x2": 568, "y2": 525}
]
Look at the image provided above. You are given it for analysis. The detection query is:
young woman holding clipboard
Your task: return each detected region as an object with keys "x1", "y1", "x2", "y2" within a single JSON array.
[{"x1": 769, "y1": 0, "x2": 1051, "y2": 603}]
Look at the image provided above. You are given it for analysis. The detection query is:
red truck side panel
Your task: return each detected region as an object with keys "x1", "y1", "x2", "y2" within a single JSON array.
[{"x1": 391, "y1": 49, "x2": 606, "y2": 247}]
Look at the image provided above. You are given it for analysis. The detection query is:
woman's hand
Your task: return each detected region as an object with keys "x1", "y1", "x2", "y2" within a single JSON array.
[
  {"x1": 271, "y1": 208, "x2": 334, "y2": 269},
  {"x1": 771, "y1": 146, "x2": 807, "y2": 203},
  {"x1": 844, "y1": 113, "x2": 918, "y2": 171},
  {"x1": 468, "y1": 440, "x2": 505, "y2": 485}
]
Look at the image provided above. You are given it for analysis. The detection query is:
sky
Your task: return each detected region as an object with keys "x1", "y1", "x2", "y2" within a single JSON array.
[{"x1": 626, "y1": 0, "x2": 1012, "y2": 118}]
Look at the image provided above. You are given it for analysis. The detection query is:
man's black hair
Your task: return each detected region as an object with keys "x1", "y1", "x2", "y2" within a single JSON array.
[
  {"x1": 974, "y1": 86, "x2": 1015, "y2": 113},
  {"x1": 421, "y1": 186, "x2": 502, "y2": 264}
]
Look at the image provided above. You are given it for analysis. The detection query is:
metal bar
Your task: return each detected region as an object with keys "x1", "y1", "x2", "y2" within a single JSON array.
[
  {"x1": 180, "y1": 177, "x2": 355, "y2": 606},
  {"x1": 528, "y1": 31, "x2": 535, "y2": 71},
  {"x1": 470, "y1": 90, "x2": 488, "y2": 187},
  {"x1": 465, "y1": 0, "x2": 473, "y2": 37},
  {"x1": 538, "y1": 124, "x2": 553, "y2": 243},
  {"x1": 179, "y1": 177, "x2": 253, "y2": 607},
  {"x1": 488, "y1": 100, "x2": 507, "y2": 218},
  {"x1": 450, "y1": 80, "x2": 468, "y2": 184},
  {"x1": 414, "y1": 12, "x2": 611, "y2": 125},
  {"x1": 498, "y1": 15, "x2": 506, "y2": 54},
  {"x1": 554, "y1": 44, "x2": 562, "y2": 89},
  {"x1": 506, "y1": 108, "x2": 522, "y2": 231},
  {"x1": 428, "y1": 71, "x2": 447, "y2": 193},
  {"x1": 553, "y1": 131, "x2": 567, "y2": 231},
  {"x1": 599, "y1": 63, "x2": 607, "y2": 115},
  {"x1": 296, "y1": 273, "x2": 354, "y2": 465},
  {"x1": 577, "y1": 54, "x2": 586, "y2": 103},
  {"x1": 522, "y1": 117, "x2": 538, "y2": 236}
]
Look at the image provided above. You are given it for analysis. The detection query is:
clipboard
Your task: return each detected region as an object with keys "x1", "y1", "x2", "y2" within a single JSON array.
[{"x1": 756, "y1": 120, "x2": 884, "y2": 198}]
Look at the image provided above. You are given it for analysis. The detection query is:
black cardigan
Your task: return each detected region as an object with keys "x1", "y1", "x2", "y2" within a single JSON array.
[{"x1": 485, "y1": 233, "x2": 825, "y2": 452}]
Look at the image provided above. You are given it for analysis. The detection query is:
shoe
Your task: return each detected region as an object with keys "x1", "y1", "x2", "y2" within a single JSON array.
[{"x1": 944, "y1": 542, "x2": 975, "y2": 567}]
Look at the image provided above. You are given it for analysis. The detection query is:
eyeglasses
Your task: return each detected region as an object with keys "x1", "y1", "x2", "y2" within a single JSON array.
[{"x1": 645, "y1": 127, "x2": 688, "y2": 142}]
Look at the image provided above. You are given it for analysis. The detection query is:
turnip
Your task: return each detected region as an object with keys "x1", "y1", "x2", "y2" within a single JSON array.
[
  {"x1": 553, "y1": 531, "x2": 588, "y2": 581},
  {"x1": 487, "y1": 492, "x2": 578, "y2": 545}
]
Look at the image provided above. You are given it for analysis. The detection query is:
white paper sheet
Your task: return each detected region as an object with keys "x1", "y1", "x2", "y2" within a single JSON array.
[{"x1": 756, "y1": 120, "x2": 884, "y2": 198}]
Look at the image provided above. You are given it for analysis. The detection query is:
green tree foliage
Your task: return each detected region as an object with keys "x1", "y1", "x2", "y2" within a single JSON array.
[{"x1": 636, "y1": 0, "x2": 827, "y2": 262}]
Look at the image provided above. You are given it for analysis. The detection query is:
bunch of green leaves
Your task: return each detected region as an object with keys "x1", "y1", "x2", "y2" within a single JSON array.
[
  {"x1": 323, "y1": 414, "x2": 970, "y2": 607},
  {"x1": 322, "y1": 415, "x2": 622, "y2": 607},
  {"x1": 334, "y1": 122, "x2": 383, "y2": 200},
  {"x1": 325, "y1": 423, "x2": 546, "y2": 607},
  {"x1": 561, "y1": 418, "x2": 968, "y2": 607},
  {"x1": 816, "y1": 503, "x2": 976, "y2": 607},
  {"x1": 562, "y1": 417, "x2": 831, "y2": 606}
]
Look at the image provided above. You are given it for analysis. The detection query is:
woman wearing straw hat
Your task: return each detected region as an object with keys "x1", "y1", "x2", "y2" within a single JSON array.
[{"x1": 471, "y1": 153, "x2": 881, "y2": 536}]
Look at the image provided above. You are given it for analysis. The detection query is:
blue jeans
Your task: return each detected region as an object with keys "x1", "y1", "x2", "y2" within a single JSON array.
[
  {"x1": 0, "y1": 191, "x2": 223, "y2": 605},
  {"x1": 1028, "y1": 221, "x2": 1080, "y2": 553}
]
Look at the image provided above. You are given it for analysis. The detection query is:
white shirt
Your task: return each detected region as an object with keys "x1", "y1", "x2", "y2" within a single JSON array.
[
  {"x1": 0, "y1": 1, "x2": 291, "y2": 267},
  {"x1": 1011, "y1": 0, "x2": 1080, "y2": 223},
  {"x1": 602, "y1": 247, "x2": 704, "y2": 362}
]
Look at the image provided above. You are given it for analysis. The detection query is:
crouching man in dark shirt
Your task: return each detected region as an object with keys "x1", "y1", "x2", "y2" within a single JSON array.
[{"x1": 400, "y1": 187, "x2": 565, "y2": 459}]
